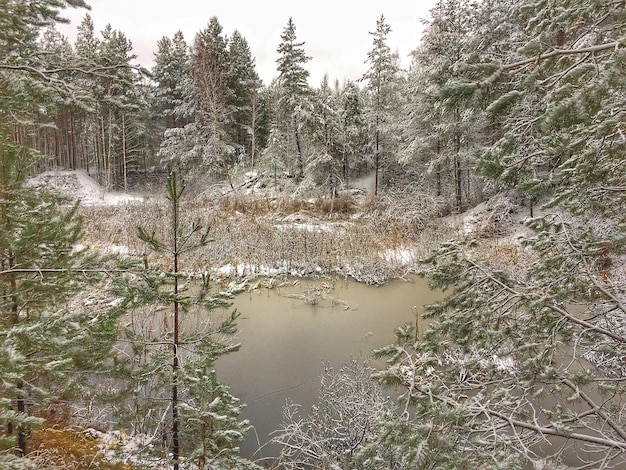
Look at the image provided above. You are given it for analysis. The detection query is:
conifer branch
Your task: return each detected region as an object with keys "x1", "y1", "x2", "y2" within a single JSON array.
[
  {"x1": 479, "y1": 407, "x2": 626, "y2": 451},
  {"x1": 561, "y1": 378, "x2": 626, "y2": 442},
  {"x1": 0, "y1": 268, "x2": 139, "y2": 275},
  {"x1": 503, "y1": 39, "x2": 625, "y2": 72},
  {"x1": 463, "y1": 254, "x2": 626, "y2": 344},
  {"x1": 0, "y1": 63, "x2": 145, "y2": 79},
  {"x1": 474, "y1": 39, "x2": 626, "y2": 89}
]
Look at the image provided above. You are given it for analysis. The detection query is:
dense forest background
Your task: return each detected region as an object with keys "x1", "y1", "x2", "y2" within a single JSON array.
[
  {"x1": 6, "y1": 1, "x2": 488, "y2": 211},
  {"x1": 1, "y1": 0, "x2": 626, "y2": 469}
]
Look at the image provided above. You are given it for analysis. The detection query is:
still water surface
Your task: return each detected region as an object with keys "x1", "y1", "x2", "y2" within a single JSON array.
[{"x1": 216, "y1": 276, "x2": 442, "y2": 461}]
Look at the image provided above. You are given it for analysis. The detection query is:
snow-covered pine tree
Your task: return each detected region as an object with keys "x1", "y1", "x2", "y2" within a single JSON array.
[
  {"x1": 369, "y1": 0, "x2": 626, "y2": 467},
  {"x1": 1, "y1": 3, "x2": 126, "y2": 466},
  {"x1": 0, "y1": 135, "x2": 122, "y2": 468},
  {"x1": 0, "y1": 0, "x2": 88, "y2": 68},
  {"x1": 400, "y1": 0, "x2": 482, "y2": 212},
  {"x1": 34, "y1": 27, "x2": 79, "y2": 171},
  {"x1": 113, "y1": 172, "x2": 257, "y2": 469},
  {"x1": 361, "y1": 15, "x2": 403, "y2": 196},
  {"x1": 187, "y1": 17, "x2": 236, "y2": 180},
  {"x1": 93, "y1": 24, "x2": 142, "y2": 189},
  {"x1": 1, "y1": 1, "x2": 89, "y2": 164},
  {"x1": 152, "y1": 31, "x2": 190, "y2": 132},
  {"x1": 306, "y1": 74, "x2": 343, "y2": 195},
  {"x1": 271, "y1": 17, "x2": 312, "y2": 180},
  {"x1": 16, "y1": 12, "x2": 145, "y2": 188},
  {"x1": 156, "y1": 23, "x2": 261, "y2": 181},
  {"x1": 339, "y1": 80, "x2": 369, "y2": 187},
  {"x1": 69, "y1": 14, "x2": 102, "y2": 174},
  {"x1": 227, "y1": 30, "x2": 262, "y2": 166},
  {"x1": 152, "y1": 31, "x2": 202, "y2": 175}
]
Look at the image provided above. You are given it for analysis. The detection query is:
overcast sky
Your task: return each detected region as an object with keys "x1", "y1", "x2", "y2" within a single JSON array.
[{"x1": 58, "y1": 0, "x2": 438, "y2": 86}]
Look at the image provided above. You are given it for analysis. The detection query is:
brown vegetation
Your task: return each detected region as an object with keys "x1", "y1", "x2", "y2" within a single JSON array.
[
  {"x1": 28, "y1": 427, "x2": 134, "y2": 470},
  {"x1": 78, "y1": 190, "x2": 455, "y2": 284}
]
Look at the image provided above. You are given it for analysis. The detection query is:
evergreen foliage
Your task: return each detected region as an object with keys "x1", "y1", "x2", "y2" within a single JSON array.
[
  {"x1": 370, "y1": 1, "x2": 626, "y2": 467},
  {"x1": 188, "y1": 17, "x2": 233, "y2": 177},
  {"x1": 1, "y1": 1, "x2": 147, "y2": 188},
  {"x1": 339, "y1": 80, "x2": 369, "y2": 185},
  {"x1": 401, "y1": 0, "x2": 485, "y2": 211},
  {"x1": 112, "y1": 172, "x2": 256, "y2": 469},
  {"x1": 0, "y1": 133, "x2": 121, "y2": 468},
  {"x1": 155, "y1": 20, "x2": 262, "y2": 182},
  {"x1": 3, "y1": 2, "x2": 626, "y2": 467},
  {"x1": 305, "y1": 75, "x2": 343, "y2": 194},
  {"x1": 268, "y1": 17, "x2": 312, "y2": 180},
  {"x1": 362, "y1": 15, "x2": 402, "y2": 196},
  {"x1": 227, "y1": 30, "x2": 262, "y2": 165},
  {"x1": 151, "y1": 31, "x2": 190, "y2": 132}
]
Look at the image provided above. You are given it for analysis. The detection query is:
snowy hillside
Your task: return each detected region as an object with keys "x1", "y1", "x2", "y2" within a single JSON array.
[{"x1": 28, "y1": 169, "x2": 144, "y2": 206}]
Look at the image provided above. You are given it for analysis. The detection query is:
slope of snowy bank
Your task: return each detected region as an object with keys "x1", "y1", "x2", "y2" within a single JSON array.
[{"x1": 28, "y1": 169, "x2": 144, "y2": 206}]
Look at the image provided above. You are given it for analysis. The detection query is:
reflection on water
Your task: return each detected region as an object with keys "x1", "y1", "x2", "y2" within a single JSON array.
[{"x1": 215, "y1": 276, "x2": 442, "y2": 462}]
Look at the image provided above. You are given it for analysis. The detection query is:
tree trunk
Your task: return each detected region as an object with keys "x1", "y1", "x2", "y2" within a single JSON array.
[
  {"x1": 7, "y1": 249, "x2": 28, "y2": 456},
  {"x1": 107, "y1": 109, "x2": 113, "y2": 188},
  {"x1": 69, "y1": 109, "x2": 77, "y2": 170},
  {"x1": 453, "y1": 111, "x2": 462, "y2": 213},
  {"x1": 122, "y1": 113, "x2": 127, "y2": 192},
  {"x1": 342, "y1": 140, "x2": 348, "y2": 190},
  {"x1": 294, "y1": 114, "x2": 304, "y2": 179},
  {"x1": 250, "y1": 93, "x2": 257, "y2": 170},
  {"x1": 454, "y1": 154, "x2": 462, "y2": 214},
  {"x1": 374, "y1": 128, "x2": 380, "y2": 197},
  {"x1": 17, "y1": 381, "x2": 26, "y2": 456},
  {"x1": 172, "y1": 188, "x2": 180, "y2": 470},
  {"x1": 435, "y1": 138, "x2": 442, "y2": 197}
]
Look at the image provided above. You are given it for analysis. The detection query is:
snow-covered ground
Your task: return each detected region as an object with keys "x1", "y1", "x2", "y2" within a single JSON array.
[
  {"x1": 28, "y1": 170, "x2": 536, "y2": 278},
  {"x1": 28, "y1": 169, "x2": 144, "y2": 206},
  {"x1": 443, "y1": 193, "x2": 535, "y2": 243}
]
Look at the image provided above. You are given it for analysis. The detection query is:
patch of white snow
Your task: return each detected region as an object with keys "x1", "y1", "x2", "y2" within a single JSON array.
[
  {"x1": 28, "y1": 169, "x2": 143, "y2": 206},
  {"x1": 380, "y1": 247, "x2": 416, "y2": 266}
]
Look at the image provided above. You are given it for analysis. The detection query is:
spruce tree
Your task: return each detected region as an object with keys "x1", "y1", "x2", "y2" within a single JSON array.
[
  {"x1": 400, "y1": 0, "x2": 483, "y2": 211},
  {"x1": 227, "y1": 30, "x2": 262, "y2": 166},
  {"x1": 309, "y1": 74, "x2": 343, "y2": 195},
  {"x1": 272, "y1": 17, "x2": 311, "y2": 180},
  {"x1": 340, "y1": 80, "x2": 369, "y2": 186},
  {"x1": 361, "y1": 15, "x2": 402, "y2": 196},
  {"x1": 153, "y1": 32, "x2": 201, "y2": 174},
  {"x1": 152, "y1": 31, "x2": 190, "y2": 131},
  {"x1": 186, "y1": 17, "x2": 235, "y2": 180}
]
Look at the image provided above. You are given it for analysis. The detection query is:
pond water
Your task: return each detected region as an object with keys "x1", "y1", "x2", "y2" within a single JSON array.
[{"x1": 215, "y1": 276, "x2": 443, "y2": 463}]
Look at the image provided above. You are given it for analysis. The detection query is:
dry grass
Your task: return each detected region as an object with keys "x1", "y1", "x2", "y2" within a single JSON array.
[
  {"x1": 28, "y1": 427, "x2": 135, "y2": 470},
  {"x1": 77, "y1": 190, "x2": 454, "y2": 284},
  {"x1": 472, "y1": 240, "x2": 536, "y2": 274},
  {"x1": 216, "y1": 192, "x2": 359, "y2": 217}
]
